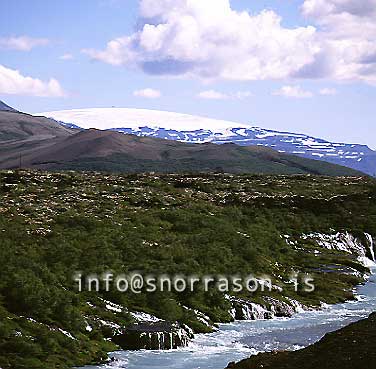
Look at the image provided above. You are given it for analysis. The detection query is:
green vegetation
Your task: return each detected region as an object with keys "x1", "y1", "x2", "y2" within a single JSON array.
[
  {"x1": 0, "y1": 170, "x2": 375, "y2": 368},
  {"x1": 43, "y1": 148, "x2": 364, "y2": 176}
]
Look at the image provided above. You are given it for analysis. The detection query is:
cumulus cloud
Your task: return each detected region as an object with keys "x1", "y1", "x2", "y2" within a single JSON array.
[
  {"x1": 302, "y1": 0, "x2": 376, "y2": 19},
  {"x1": 319, "y1": 87, "x2": 337, "y2": 95},
  {"x1": 300, "y1": 0, "x2": 376, "y2": 83},
  {"x1": 83, "y1": 37, "x2": 137, "y2": 66},
  {"x1": 273, "y1": 85, "x2": 313, "y2": 98},
  {"x1": 84, "y1": 0, "x2": 376, "y2": 84},
  {"x1": 0, "y1": 36, "x2": 49, "y2": 51},
  {"x1": 60, "y1": 53, "x2": 74, "y2": 60},
  {"x1": 84, "y1": 0, "x2": 317, "y2": 81},
  {"x1": 0, "y1": 64, "x2": 66, "y2": 97},
  {"x1": 234, "y1": 91, "x2": 253, "y2": 99},
  {"x1": 133, "y1": 88, "x2": 161, "y2": 98},
  {"x1": 197, "y1": 89, "x2": 252, "y2": 100},
  {"x1": 197, "y1": 90, "x2": 229, "y2": 100}
]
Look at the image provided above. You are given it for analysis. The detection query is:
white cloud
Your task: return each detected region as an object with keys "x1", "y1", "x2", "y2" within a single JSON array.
[
  {"x1": 197, "y1": 89, "x2": 253, "y2": 100},
  {"x1": 302, "y1": 0, "x2": 376, "y2": 19},
  {"x1": 84, "y1": 0, "x2": 317, "y2": 81},
  {"x1": 197, "y1": 90, "x2": 229, "y2": 100},
  {"x1": 319, "y1": 87, "x2": 337, "y2": 95},
  {"x1": 0, "y1": 36, "x2": 49, "y2": 51},
  {"x1": 133, "y1": 88, "x2": 161, "y2": 98},
  {"x1": 300, "y1": 0, "x2": 376, "y2": 84},
  {"x1": 273, "y1": 85, "x2": 313, "y2": 98},
  {"x1": 83, "y1": 0, "x2": 376, "y2": 84},
  {"x1": 0, "y1": 64, "x2": 66, "y2": 97},
  {"x1": 234, "y1": 91, "x2": 253, "y2": 99},
  {"x1": 60, "y1": 53, "x2": 74, "y2": 60},
  {"x1": 83, "y1": 37, "x2": 138, "y2": 66}
]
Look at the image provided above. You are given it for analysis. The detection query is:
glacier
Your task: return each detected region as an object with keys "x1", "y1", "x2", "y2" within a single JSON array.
[{"x1": 36, "y1": 108, "x2": 376, "y2": 176}]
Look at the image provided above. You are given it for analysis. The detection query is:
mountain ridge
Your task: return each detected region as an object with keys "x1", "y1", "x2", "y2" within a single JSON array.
[
  {"x1": 37, "y1": 108, "x2": 376, "y2": 176},
  {"x1": 0, "y1": 111, "x2": 363, "y2": 176},
  {"x1": 0, "y1": 101, "x2": 370, "y2": 176}
]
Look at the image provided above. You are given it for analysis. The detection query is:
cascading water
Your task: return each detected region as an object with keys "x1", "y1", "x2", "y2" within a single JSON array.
[
  {"x1": 81, "y1": 233, "x2": 376, "y2": 369},
  {"x1": 81, "y1": 270, "x2": 376, "y2": 369},
  {"x1": 365, "y1": 233, "x2": 376, "y2": 262}
]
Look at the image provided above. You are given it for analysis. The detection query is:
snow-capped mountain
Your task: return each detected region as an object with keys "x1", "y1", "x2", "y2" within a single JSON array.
[
  {"x1": 37, "y1": 108, "x2": 250, "y2": 132},
  {"x1": 37, "y1": 108, "x2": 376, "y2": 176}
]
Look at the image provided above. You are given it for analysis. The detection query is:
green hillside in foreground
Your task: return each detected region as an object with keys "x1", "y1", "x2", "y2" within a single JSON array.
[{"x1": 0, "y1": 170, "x2": 375, "y2": 368}]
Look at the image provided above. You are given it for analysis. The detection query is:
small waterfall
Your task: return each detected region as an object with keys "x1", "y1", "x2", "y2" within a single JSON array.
[
  {"x1": 286, "y1": 298, "x2": 305, "y2": 313},
  {"x1": 157, "y1": 332, "x2": 162, "y2": 350},
  {"x1": 231, "y1": 298, "x2": 272, "y2": 320},
  {"x1": 365, "y1": 233, "x2": 376, "y2": 262}
]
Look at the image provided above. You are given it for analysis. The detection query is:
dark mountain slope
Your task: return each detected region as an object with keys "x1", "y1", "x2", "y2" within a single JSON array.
[
  {"x1": 36, "y1": 108, "x2": 376, "y2": 176},
  {"x1": 0, "y1": 128, "x2": 364, "y2": 176},
  {"x1": 0, "y1": 110, "x2": 74, "y2": 142},
  {"x1": 0, "y1": 110, "x2": 76, "y2": 169}
]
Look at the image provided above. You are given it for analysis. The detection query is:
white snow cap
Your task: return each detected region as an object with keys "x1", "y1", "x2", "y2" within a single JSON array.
[{"x1": 36, "y1": 108, "x2": 251, "y2": 131}]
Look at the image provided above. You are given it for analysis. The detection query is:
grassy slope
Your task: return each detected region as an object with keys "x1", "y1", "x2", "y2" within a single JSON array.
[
  {"x1": 42, "y1": 150, "x2": 364, "y2": 176},
  {"x1": 0, "y1": 171, "x2": 375, "y2": 368},
  {"x1": 39, "y1": 143, "x2": 364, "y2": 176}
]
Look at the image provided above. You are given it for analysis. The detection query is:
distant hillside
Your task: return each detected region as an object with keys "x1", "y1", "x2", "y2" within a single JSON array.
[
  {"x1": 0, "y1": 126, "x2": 365, "y2": 176},
  {"x1": 0, "y1": 105, "x2": 366, "y2": 176},
  {"x1": 37, "y1": 108, "x2": 376, "y2": 176},
  {"x1": 0, "y1": 110, "x2": 74, "y2": 142},
  {"x1": 0, "y1": 110, "x2": 75, "y2": 169}
]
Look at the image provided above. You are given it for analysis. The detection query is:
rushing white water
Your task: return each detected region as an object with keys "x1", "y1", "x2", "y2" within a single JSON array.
[
  {"x1": 81, "y1": 269, "x2": 376, "y2": 369},
  {"x1": 366, "y1": 233, "x2": 376, "y2": 262}
]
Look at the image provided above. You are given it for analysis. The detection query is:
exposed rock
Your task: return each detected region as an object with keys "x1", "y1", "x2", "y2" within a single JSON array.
[
  {"x1": 302, "y1": 231, "x2": 376, "y2": 269},
  {"x1": 229, "y1": 295, "x2": 309, "y2": 321},
  {"x1": 113, "y1": 321, "x2": 192, "y2": 350},
  {"x1": 263, "y1": 297, "x2": 295, "y2": 318}
]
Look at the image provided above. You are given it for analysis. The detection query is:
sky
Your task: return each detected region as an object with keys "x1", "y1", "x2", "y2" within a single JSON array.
[{"x1": 0, "y1": 0, "x2": 375, "y2": 148}]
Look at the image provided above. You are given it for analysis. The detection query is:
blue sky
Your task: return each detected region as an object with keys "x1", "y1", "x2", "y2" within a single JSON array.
[{"x1": 0, "y1": 0, "x2": 375, "y2": 148}]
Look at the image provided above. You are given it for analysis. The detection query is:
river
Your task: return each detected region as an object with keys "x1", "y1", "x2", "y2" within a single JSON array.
[{"x1": 82, "y1": 268, "x2": 376, "y2": 369}]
